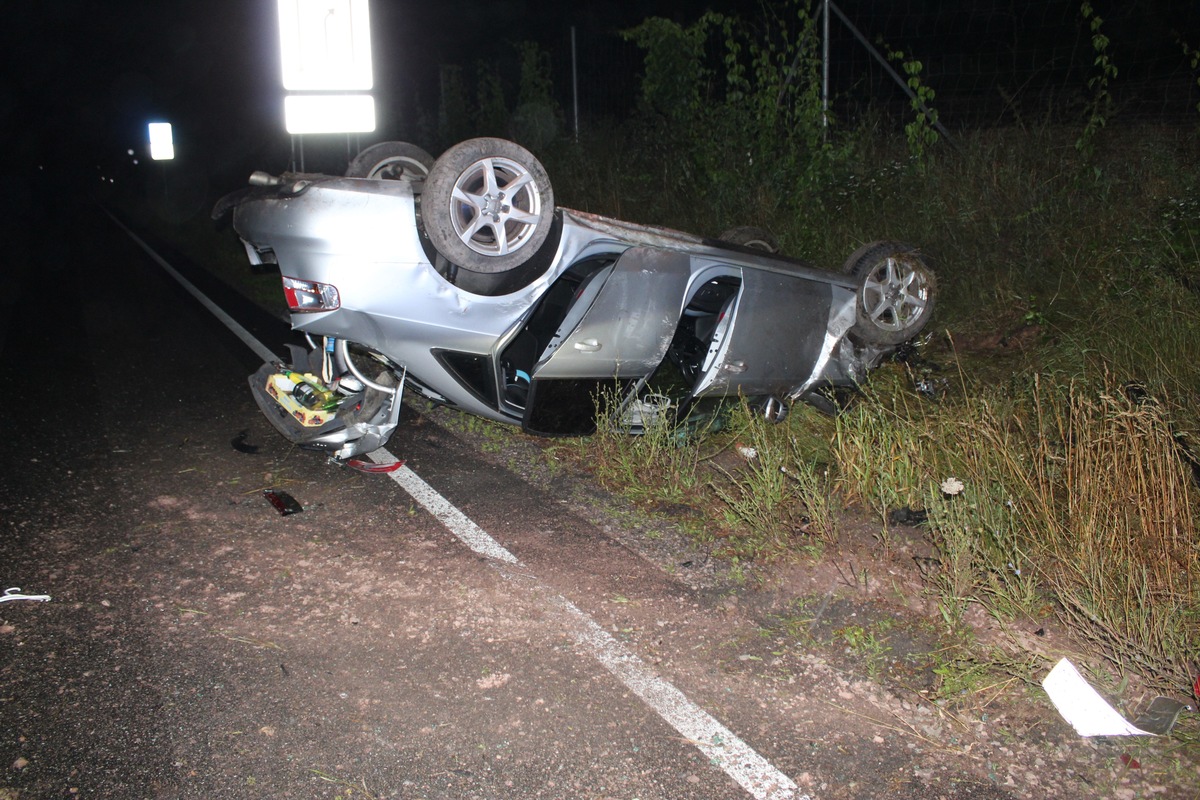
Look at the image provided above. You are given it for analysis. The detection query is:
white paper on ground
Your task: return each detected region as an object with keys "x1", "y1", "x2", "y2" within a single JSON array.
[{"x1": 1042, "y1": 658, "x2": 1154, "y2": 737}]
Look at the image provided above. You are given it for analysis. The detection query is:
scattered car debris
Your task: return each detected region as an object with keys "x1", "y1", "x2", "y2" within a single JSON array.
[
  {"x1": 340, "y1": 458, "x2": 405, "y2": 474},
  {"x1": 912, "y1": 555, "x2": 942, "y2": 577},
  {"x1": 1042, "y1": 658, "x2": 1192, "y2": 736},
  {"x1": 231, "y1": 430, "x2": 260, "y2": 454},
  {"x1": 913, "y1": 375, "x2": 950, "y2": 401},
  {"x1": 1131, "y1": 695, "x2": 1192, "y2": 736},
  {"x1": 262, "y1": 489, "x2": 303, "y2": 516},
  {"x1": 889, "y1": 506, "x2": 928, "y2": 526},
  {"x1": 1, "y1": 587, "x2": 51, "y2": 603},
  {"x1": 735, "y1": 444, "x2": 758, "y2": 460}
]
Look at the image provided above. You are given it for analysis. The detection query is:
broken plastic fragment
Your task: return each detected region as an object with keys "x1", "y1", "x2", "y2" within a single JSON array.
[
  {"x1": 1042, "y1": 658, "x2": 1153, "y2": 736},
  {"x1": 231, "y1": 430, "x2": 260, "y2": 454},
  {"x1": 263, "y1": 489, "x2": 303, "y2": 516},
  {"x1": 342, "y1": 458, "x2": 404, "y2": 474},
  {"x1": 889, "y1": 506, "x2": 928, "y2": 526},
  {"x1": 1131, "y1": 696, "x2": 1191, "y2": 736}
]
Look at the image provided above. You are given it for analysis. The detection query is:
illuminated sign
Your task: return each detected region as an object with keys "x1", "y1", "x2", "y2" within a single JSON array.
[
  {"x1": 278, "y1": 0, "x2": 373, "y2": 91},
  {"x1": 283, "y1": 94, "x2": 375, "y2": 133},
  {"x1": 148, "y1": 122, "x2": 175, "y2": 160}
]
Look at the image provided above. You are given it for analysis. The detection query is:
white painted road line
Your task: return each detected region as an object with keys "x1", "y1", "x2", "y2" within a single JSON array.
[
  {"x1": 121, "y1": 225, "x2": 809, "y2": 800},
  {"x1": 373, "y1": 450, "x2": 519, "y2": 564},
  {"x1": 369, "y1": 449, "x2": 809, "y2": 800},
  {"x1": 107, "y1": 212, "x2": 281, "y2": 365}
]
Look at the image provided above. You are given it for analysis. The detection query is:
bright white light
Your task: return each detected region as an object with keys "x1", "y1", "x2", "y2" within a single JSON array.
[
  {"x1": 278, "y1": 0, "x2": 373, "y2": 91},
  {"x1": 283, "y1": 94, "x2": 375, "y2": 133},
  {"x1": 148, "y1": 122, "x2": 175, "y2": 160}
]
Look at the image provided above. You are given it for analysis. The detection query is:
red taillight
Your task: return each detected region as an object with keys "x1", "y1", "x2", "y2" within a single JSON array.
[{"x1": 281, "y1": 276, "x2": 340, "y2": 312}]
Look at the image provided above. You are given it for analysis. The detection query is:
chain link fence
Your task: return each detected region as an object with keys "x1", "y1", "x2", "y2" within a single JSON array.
[{"x1": 541, "y1": 0, "x2": 1200, "y2": 135}]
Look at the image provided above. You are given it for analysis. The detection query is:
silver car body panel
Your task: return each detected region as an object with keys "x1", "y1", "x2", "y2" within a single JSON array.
[{"x1": 230, "y1": 174, "x2": 888, "y2": 453}]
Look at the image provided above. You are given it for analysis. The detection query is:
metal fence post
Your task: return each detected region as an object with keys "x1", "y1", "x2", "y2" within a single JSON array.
[
  {"x1": 822, "y1": 0, "x2": 831, "y2": 132},
  {"x1": 571, "y1": 26, "x2": 580, "y2": 141}
]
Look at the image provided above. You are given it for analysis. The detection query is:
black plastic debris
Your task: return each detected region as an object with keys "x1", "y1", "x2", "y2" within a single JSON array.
[
  {"x1": 1131, "y1": 696, "x2": 1192, "y2": 736},
  {"x1": 912, "y1": 555, "x2": 942, "y2": 577},
  {"x1": 231, "y1": 430, "x2": 260, "y2": 454},
  {"x1": 263, "y1": 489, "x2": 302, "y2": 515},
  {"x1": 889, "y1": 506, "x2": 928, "y2": 526}
]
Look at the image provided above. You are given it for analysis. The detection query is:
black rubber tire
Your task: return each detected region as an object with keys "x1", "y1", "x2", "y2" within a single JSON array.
[
  {"x1": 719, "y1": 226, "x2": 782, "y2": 254},
  {"x1": 345, "y1": 141, "x2": 434, "y2": 180},
  {"x1": 842, "y1": 241, "x2": 936, "y2": 347},
  {"x1": 422, "y1": 138, "x2": 555, "y2": 273}
]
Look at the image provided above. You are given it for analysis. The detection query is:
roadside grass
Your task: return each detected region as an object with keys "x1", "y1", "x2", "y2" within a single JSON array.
[
  {"x1": 545, "y1": 119, "x2": 1200, "y2": 700},
  {"x1": 131, "y1": 97, "x2": 1199, "y2": 710}
]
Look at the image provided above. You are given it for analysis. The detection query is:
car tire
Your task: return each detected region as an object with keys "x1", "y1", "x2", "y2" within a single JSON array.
[
  {"x1": 345, "y1": 141, "x2": 435, "y2": 180},
  {"x1": 719, "y1": 226, "x2": 781, "y2": 254},
  {"x1": 842, "y1": 240, "x2": 936, "y2": 346},
  {"x1": 422, "y1": 138, "x2": 555, "y2": 273}
]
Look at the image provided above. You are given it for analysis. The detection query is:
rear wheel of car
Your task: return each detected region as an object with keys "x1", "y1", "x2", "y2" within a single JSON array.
[
  {"x1": 719, "y1": 226, "x2": 781, "y2": 254},
  {"x1": 345, "y1": 141, "x2": 434, "y2": 180},
  {"x1": 842, "y1": 241, "x2": 936, "y2": 346},
  {"x1": 422, "y1": 138, "x2": 555, "y2": 273}
]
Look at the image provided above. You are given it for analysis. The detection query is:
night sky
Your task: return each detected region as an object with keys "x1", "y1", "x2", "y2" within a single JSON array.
[
  {"x1": 3, "y1": 1, "x2": 746, "y2": 183},
  {"x1": 4, "y1": 0, "x2": 1197, "y2": 201}
]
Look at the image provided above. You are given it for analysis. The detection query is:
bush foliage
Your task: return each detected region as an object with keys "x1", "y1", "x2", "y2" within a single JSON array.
[{"x1": 534, "y1": 3, "x2": 1199, "y2": 694}]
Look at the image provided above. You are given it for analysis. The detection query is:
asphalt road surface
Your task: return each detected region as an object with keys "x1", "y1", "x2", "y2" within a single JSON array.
[{"x1": 0, "y1": 194, "x2": 1017, "y2": 799}]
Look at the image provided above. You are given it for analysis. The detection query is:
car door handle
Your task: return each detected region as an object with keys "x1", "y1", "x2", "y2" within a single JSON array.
[
  {"x1": 573, "y1": 339, "x2": 602, "y2": 352},
  {"x1": 724, "y1": 361, "x2": 747, "y2": 373}
]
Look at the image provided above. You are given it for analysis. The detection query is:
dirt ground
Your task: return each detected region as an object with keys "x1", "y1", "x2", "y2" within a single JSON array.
[
  {"x1": 438, "y1": 406, "x2": 1200, "y2": 800},
  {"x1": 3, "y1": 205, "x2": 1198, "y2": 798},
  {"x1": 3, "y1": 393, "x2": 1199, "y2": 799}
]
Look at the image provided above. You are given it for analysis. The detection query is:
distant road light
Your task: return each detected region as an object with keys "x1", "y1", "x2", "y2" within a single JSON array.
[{"x1": 148, "y1": 122, "x2": 175, "y2": 160}]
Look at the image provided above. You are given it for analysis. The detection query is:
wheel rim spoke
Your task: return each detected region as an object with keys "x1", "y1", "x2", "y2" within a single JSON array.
[
  {"x1": 501, "y1": 170, "x2": 533, "y2": 194},
  {"x1": 462, "y1": 211, "x2": 488, "y2": 242},
  {"x1": 506, "y1": 207, "x2": 539, "y2": 226},
  {"x1": 486, "y1": 220, "x2": 510, "y2": 254},
  {"x1": 477, "y1": 159, "x2": 500, "y2": 196}
]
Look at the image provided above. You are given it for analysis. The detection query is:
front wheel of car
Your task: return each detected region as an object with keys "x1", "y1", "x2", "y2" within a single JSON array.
[
  {"x1": 842, "y1": 241, "x2": 936, "y2": 346},
  {"x1": 345, "y1": 141, "x2": 435, "y2": 180},
  {"x1": 422, "y1": 137, "x2": 555, "y2": 274}
]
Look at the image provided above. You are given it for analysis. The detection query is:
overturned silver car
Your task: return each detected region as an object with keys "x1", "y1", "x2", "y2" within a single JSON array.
[{"x1": 218, "y1": 138, "x2": 936, "y2": 458}]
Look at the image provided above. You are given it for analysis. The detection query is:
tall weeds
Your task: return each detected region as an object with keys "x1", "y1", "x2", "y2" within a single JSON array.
[{"x1": 839, "y1": 374, "x2": 1200, "y2": 692}]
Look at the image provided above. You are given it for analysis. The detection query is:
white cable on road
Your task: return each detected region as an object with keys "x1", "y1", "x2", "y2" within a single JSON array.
[{"x1": 2, "y1": 587, "x2": 51, "y2": 603}]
